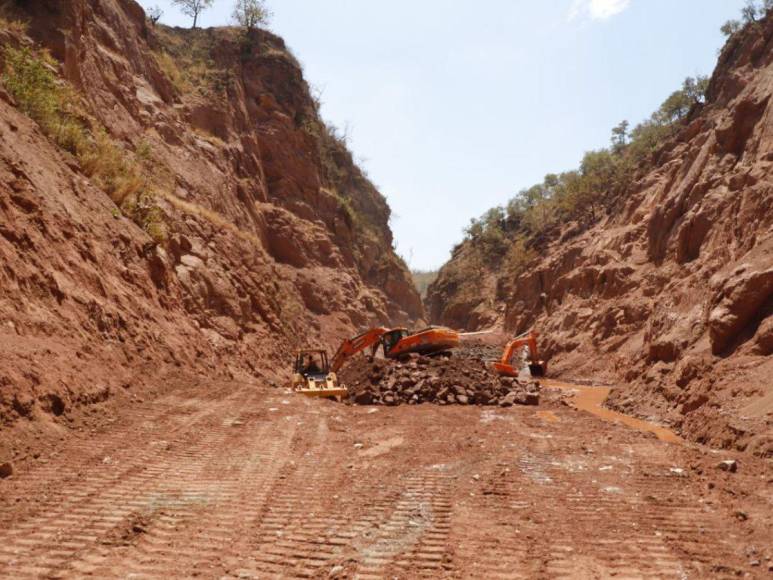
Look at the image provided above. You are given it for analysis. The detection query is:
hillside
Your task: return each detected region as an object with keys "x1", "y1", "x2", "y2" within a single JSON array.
[
  {"x1": 0, "y1": 0, "x2": 422, "y2": 449},
  {"x1": 428, "y1": 13, "x2": 773, "y2": 455}
]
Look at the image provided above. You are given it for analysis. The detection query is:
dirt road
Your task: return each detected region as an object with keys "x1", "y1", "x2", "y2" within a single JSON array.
[{"x1": 0, "y1": 381, "x2": 770, "y2": 579}]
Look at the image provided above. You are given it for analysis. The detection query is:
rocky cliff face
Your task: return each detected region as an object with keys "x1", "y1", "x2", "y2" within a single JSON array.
[
  {"x1": 0, "y1": 0, "x2": 422, "y2": 440},
  {"x1": 428, "y1": 16, "x2": 773, "y2": 455}
]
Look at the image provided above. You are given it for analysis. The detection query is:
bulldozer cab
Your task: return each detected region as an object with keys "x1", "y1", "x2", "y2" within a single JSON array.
[
  {"x1": 295, "y1": 350, "x2": 329, "y2": 378},
  {"x1": 381, "y1": 328, "x2": 409, "y2": 356}
]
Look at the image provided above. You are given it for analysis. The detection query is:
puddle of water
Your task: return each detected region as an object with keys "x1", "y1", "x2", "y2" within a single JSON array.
[{"x1": 544, "y1": 380, "x2": 682, "y2": 444}]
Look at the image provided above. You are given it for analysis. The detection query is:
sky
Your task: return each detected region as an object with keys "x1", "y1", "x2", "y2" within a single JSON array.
[{"x1": 139, "y1": 0, "x2": 748, "y2": 270}]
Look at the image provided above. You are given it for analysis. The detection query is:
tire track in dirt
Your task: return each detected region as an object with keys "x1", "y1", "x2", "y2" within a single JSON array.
[
  {"x1": 79, "y1": 415, "x2": 295, "y2": 576},
  {"x1": 351, "y1": 466, "x2": 454, "y2": 579},
  {"x1": 0, "y1": 385, "x2": 273, "y2": 578},
  {"x1": 220, "y1": 415, "x2": 457, "y2": 579},
  {"x1": 0, "y1": 389, "x2": 766, "y2": 578},
  {"x1": 450, "y1": 411, "x2": 746, "y2": 579},
  {"x1": 224, "y1": 417, "x2": 376, "y2": 578}
]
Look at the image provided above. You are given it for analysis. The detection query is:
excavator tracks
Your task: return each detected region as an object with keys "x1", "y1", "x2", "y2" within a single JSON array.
[{"x1": 0, "y1": 383, "x2": 769, "y2": 578}]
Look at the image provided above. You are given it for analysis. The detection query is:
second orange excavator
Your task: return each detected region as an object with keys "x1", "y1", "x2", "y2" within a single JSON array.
[
  {"x1": 492, "y1": 330, "x2": 547, "y2": 378},
  {"x1": 331, "y1": 326, "x2": 460, "y2": 372}
]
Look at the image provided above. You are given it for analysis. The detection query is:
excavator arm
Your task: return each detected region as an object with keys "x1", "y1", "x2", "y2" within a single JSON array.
[
  {"x1": 330, "y1": 327, "x2": 388, "y2": 373},
  {"x1": 493, "y1": 331, "x2": 546, "y2": 377}
]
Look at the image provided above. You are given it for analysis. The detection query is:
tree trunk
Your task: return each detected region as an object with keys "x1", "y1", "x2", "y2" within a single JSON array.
[{"x1": 193, "y1": 12, "x2": 198, "y2": 28}]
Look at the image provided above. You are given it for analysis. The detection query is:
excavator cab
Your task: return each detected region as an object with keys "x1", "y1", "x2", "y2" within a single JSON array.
[
  {"x1": 384, "y1": 327, "x2": 460, "y2": 358},
  {"x1": 291, "y1": 349, "x2": 347, "y2": 398},
  {"x1": 381, "y1": 328, "x2": 410, "y2": 356},
  {"x1": 329, "y1": 325, "x2": 460, "y2": 372}
]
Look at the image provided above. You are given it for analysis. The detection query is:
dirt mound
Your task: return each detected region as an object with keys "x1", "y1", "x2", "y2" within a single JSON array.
[{"x1": 340, "y1": 353, "x2": 540, "y2": 407}]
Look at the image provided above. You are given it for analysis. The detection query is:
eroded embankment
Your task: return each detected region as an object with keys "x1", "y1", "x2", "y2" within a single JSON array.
[
  {"x1": 426, "y1": 13, "x2": 773, "y2": 455},
  {"x1": 0, "y1": 0, "x2": 421, "y2": 455}
]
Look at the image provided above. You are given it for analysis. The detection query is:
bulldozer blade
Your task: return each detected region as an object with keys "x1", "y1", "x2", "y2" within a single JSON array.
[{"x1": 297, "y1": 387, "x2": 348, "y2": 399}]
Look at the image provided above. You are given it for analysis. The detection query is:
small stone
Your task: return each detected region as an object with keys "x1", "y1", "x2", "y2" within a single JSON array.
[
  {"x1": 353, "y1": 443, "x2": 364, "y2": 449},
  {"x1": 717, "y1": 459, "x2": 738, "y2": 473},
  {"x1": 457, "y1": 395, "x2": 469, "y2": 405},
  {"x1": 517, "y1": 392, "x2": 540, "y2": 406},
  {"x1": 499, "y1": 392, "x2": 517, "y2": 407},
  {"x1": 472, "y1": 474, "x2": 480, "y2": 481},
  {"x1": 329, "y1": 565, "x2": 345, "y2": 578},
  {"x1": 0, "y1": 462, "x2": 13, "y2": 478},
  {"x1": 734, "y1": 510, "x2": 748, "y2": 521}
]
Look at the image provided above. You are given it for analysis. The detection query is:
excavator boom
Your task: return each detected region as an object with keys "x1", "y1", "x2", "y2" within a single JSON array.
[
  {"x1": 330, "y1": 327, "x2": 388, "y2": 373},
  {"x1": 331, "y1": 326, "x2": 461, "y2": 373}
]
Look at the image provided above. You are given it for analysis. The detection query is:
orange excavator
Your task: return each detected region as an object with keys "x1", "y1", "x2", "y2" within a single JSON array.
[
  {"x1": 331, "y1": 326, "x2": 460, "y2": 373},
  {"x1": 492, "y1": 330, "x2": 547, "y2": 378}
]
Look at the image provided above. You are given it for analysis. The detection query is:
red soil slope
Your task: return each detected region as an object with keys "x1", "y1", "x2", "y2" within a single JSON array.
[
  {"x1": 0, "y1": 0, "x2": 422, "y2": 455},
  {"x1": 428, "y1": 16, "x2": 773, "y2": 455}
]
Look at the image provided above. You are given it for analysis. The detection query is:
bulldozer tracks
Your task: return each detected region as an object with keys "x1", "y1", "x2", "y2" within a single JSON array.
[{"x1": 0, "y1": 385, "x2": 767, "y2": 578}]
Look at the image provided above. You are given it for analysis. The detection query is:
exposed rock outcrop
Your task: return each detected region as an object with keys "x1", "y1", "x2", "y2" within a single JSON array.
[
  {"x1": 428, "y1": 15, "x2": 773, "y2": 454},
  {"x1": 0, "y1": 1, "x2": 422, "y2": 435}
]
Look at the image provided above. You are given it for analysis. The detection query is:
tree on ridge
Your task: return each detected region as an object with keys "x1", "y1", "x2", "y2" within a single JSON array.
[{"x1": 172, "y1": 0, "x2": 214, "y2": 29}]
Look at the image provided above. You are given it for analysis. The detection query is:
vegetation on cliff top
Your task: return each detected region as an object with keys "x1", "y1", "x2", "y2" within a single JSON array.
[
  {"x1": 428, "y1": 0, "x2": 773, "y2": 327},
  {"x1": 458, "y1": 0, "x2": 773, "y2": 285},
  {"x1": 462, "y1": 73, "x2": 708, "y2": 274}
]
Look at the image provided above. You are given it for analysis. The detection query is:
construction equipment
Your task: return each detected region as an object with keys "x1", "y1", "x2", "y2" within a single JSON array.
[
  {"x1": 381, "y1": 327, "x2": 460, "y2": 358},
  {"x1": 331, "y1": 326, "x2": 460, "y2": 372},
  {"x1": 493, "y1": 331, "x2": 547, "y2": 378},
  {"x1": 291, "y1": 349, "x2": 348, "y2": 398},
  {"x1": 330, "y1": 327, "x2": 388, "y2": 372}
]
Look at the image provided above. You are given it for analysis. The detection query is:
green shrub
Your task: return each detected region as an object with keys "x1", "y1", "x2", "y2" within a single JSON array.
[
  {"x1": 122, "y1": 191, "x2": 167, "y2": 243},
  {"x1": 2, "y1": 44, "x2": 167, "y2": 243},
  {"x1": 464, "y1": 71, "x2": 714, "y2": 260},
  {"x1": 153, "y1": 50, "x2": 190, "y2": 93},
  {"x1": 4, "y1": 47, "x2": 62, "y2": 127}
]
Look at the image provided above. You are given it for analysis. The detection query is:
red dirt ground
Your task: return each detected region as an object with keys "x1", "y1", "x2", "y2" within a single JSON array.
[{"x1": 0, "y1": 379, "x2": 770, "y2": 579}]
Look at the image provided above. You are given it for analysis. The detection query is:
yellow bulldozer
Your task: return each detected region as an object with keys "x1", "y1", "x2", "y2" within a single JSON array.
[
  {"x1": 290, "y1": 349, "x2": 347, "y2": 398},
  {"x1": 291, "y1": 326, "x2": 460, "y2": 399}
]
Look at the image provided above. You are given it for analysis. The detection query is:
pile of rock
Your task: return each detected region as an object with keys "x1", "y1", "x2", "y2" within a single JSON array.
[{"x1": 340, "y1": 353, "x2": 539, "y2": 407}]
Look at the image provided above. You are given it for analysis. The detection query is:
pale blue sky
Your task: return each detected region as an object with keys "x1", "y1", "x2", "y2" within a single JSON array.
[{"x1": 139, "y1": 0, "x2": 746, "y2": 270}]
